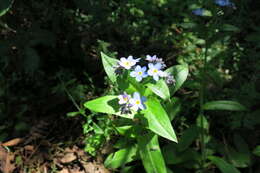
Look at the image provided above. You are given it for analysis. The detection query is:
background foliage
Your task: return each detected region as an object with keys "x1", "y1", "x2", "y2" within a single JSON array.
[{"x1": 0, "y1": 0, "x2": 260, "y2": 172}]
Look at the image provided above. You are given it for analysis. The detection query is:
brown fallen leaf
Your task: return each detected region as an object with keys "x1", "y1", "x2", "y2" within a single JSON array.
[
  {"x1": 2, "y1": 138, "x2": 23, "y2": 147},
  {"x1": 24, "y1": 145, "x2": 35, "y2": 151},
  {"x1": 0, "y1": 145, "x2": 15, "y2": 173},
  {"x1": 81, "y1": 162, "x2": 111, "y2": 173},
  {"x1": 60, "y1": 152, "x2": 77, "y2": 163}
]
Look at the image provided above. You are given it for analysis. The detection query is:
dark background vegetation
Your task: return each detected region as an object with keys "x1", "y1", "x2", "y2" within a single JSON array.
[{"x1": 0, "y1": 0, "x2": 260, "y2": 172}]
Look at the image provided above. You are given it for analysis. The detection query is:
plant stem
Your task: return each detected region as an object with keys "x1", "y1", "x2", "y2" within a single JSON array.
[{"x1": 199, "y1": 39, "x2": 208, "y2": 173}]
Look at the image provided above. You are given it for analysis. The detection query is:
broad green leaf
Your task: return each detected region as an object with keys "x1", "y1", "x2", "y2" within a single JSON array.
[
  {"x1": 101, "y1": 52, "x2": 118, "y2": 83},
  {"x1": 0, "y1": 0, "x2": 13, "y2": 17},
  {"x1": 177, "y1": 125, "x2": 199, "y2": 152},
  {"x1": 253, "y1": 146, "x2": 260, "y2": 157},
  {"x1": 146, "y1": 79, "x2": 170, "y2": 100},
  {"x1": 84, "y1": 96, "x2": 118, "y2": 114},
  {"x1": 143, "y1": 97, "x2": 177, "y2": 142},
  {"x1": 84, "y1": 96, "x2": 134, "y2": 118},
  {"x1": 208, "y1": 156, "x2": 241, "y2": 173},
  {"x1": 203, "y1": 100, "x2": 247, "y2": 111},
  {"x1": 166, "y1": 64, "x2": 189, "y2": 95},
  {"x1": 138, "y1": 133, "x2": 167, "y2": 173},
  {"x1": 104, "y1": 145, "x2": 138, "y2": 169}
]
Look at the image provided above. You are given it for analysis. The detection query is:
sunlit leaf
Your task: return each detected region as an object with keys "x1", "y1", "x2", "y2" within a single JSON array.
[
  {"x1": 143, "y1": 97, "x2": 177, "y2": 142},
  {"x1": 146, "y1": 79, "x2": 170, "y2": 100},
  {"x1": 101, "y1": 52, "x2": 118, "y2": 83},
  {"x1": 166, "y1": 64, "x2": 189, "y2": 95},
  {"x1": 84, "y1": 96, "x2": 118, "y2": 114},
  {"x1": 104, "y1": 145, "x2": 138, "y2": 169},
  {"x1": 84, "y1": 96, "x2": 135, "y2": 119},
  {"x1": 138, "y1": 133, "x2": 167, "y2": 173}
]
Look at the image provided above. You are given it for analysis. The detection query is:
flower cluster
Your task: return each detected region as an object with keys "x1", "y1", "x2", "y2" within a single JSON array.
[
  {"x1": 214, "y1": 0, "x2": 235, "y2": 8},
  {"x1": 118, "y1": 92, "x2": 146, "y2": 114},
  {"x1": 115, "y1": 55, "x2": 174, "y2": 84},
  {"x1": 192, "y1": 8, "x2": 205, "y2": 16}
]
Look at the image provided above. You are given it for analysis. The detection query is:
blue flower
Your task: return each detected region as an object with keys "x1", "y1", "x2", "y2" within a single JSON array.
[
  {"x1": 147, "y1": 63, "x2": 167, "y2": 81},
  {"x1": 129, "y1": 92, "x2": 146, "y2": 111},
  {"x1": 214, "y1": 0, "x2": 235, "y2": 7},
  {"x1": 130, "y1": 65, "x2": 148, "y2": 82},
  {"x1": 146, "y1": 55, "x2": 166, "y2": 69},
  {"x1": 119, "y1": 56, "x2": 140, "y2": 70},
  {"x1": 146, "y1": 55, "x2": 158, "y2": 62},
  {"x1": 118, "y1": 92, "x2": 131, "y2": 105},
  {"x1": 192, "y1": 8, "x2": 205, "y2": 16}
]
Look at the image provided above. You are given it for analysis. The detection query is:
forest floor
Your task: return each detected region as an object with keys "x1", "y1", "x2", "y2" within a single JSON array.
[{"x1": 0, "y1": 116, "x2": 111, "y2": 173}]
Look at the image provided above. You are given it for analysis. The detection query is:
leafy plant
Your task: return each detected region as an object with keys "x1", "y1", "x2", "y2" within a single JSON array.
[{"x1": 84, "y1": 52, "x2": 188, "y2": 172}]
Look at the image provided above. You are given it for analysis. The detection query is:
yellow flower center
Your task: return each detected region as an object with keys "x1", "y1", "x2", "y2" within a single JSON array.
[
  {"x1": 124, "y1": 61, "x2": 130, "y2": 66},
  {"x1": 138, "y1": 71, "x2": 142, "y2": 75},
  {"x1": 135, "y1": 100, "x2": 140, "y2": 105},
  {"x1": 153, "y1": 69, "x2": 158, "y2": 73}
]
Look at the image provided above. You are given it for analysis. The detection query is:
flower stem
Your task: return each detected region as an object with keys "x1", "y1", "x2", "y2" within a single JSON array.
[{"x1": 199, "y1": 39, "x2": 208, "y2": 173}]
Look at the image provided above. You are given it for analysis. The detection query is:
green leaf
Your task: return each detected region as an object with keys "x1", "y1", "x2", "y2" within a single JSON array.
[
  {"x1": 166, "y1": 64, "x2": 189, "y2": 95},
  {"x1": 101, "y1": 52, "x2": 118, "y2": 83},
  {"x1": 222, "y1": 24, "x2": 240, "y2": 32},
  {"x1": 164, "y1": 97, "x2": 181, "y2": 121},
  {"x1": 121, "y1": 166, "x2": 136, "y2": 173},
  {"x1": 253, "y1": 146, "x2": 260, "y2": 157},
  {"x1": 0, "y1": 0, "x2": 13, "y2": 17},
  {"x1": 208, "y1": 156, "x2": 241, "y2": 173},
  {"x1": 104, "y1": 145, "x2": 138, "y2": 169},
  {"x1": 163, "y1": 145, "x2": 200, "y2": 165},
  {"x1": 203, "y1": 100, "x2": 247, "y2": 111},
  {"x1": 225, "y1": 146, "x2": 250, "y2": 168},
  {"x1": 225, "y1": 134, "x2": 251, "y2": 168},
  {"x1": 115, "y1": 126, "x2": 136, "y2": 138},
  {"x1": 66, "y1": 111, "x2": 79, "y2": 117},
  {"x1": 84, "y1": 96, "x2": 118, "y2": 114},
  {"x1": 84, "y1": 96, "x2": 135, "y2": 119},
  {"x1": 117, "y1": 72, "x2": 145, "y2": 94},
  {"x1": 143, "y1": 97, "x2": 177, "y2": 142},
  {"x1": 196, "y1": 114, "x2": 209, "y2": 130},
  {"x1": 177, "y1": 125, "x2": 199, "y2": 152},
  {"x1": 137, "y1": 133, "x2": 167, "y2": 173},
  {"x1": 146, "y1": 79, "x2": 170, "y2": 100}
]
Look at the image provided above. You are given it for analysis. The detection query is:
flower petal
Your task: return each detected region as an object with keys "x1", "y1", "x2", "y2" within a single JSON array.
[
  {"x1": 153, "y1": 75, "x2": 159, "y2": 81},
  {"x1": 130, "y1": 71, "x2": 137, "y2": 77},
  {"x1": 148, "y1": 63, "x2": 154, "y2": 69},
  {"x1": 136, "y1": 75, "x2": 142, "y2": 82},
  {"x1": 155, "y1": 63, "x2": 162, "y2": 70}
]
